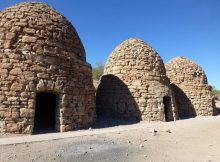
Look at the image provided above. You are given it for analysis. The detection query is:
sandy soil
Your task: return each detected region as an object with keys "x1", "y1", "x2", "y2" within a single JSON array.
[{"x1": 0, "y1": 101, "x2": 220, "y2": 162}]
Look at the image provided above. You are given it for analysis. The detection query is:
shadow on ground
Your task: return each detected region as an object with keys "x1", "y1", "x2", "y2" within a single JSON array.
[
  {"x1": 215, "y1": 100, "x2": 220, "y2": 115},
  {"x1": 32, "y1": 128, "x2": 58, "y2": 135},
  {"x1": 91, "y1": 116, "x2": 139, "y2": 129}
]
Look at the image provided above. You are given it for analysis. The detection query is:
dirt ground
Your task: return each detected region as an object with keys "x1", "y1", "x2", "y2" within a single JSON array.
[{"x1": 0, "y1": 101, "x2": 220, "y2": 162}]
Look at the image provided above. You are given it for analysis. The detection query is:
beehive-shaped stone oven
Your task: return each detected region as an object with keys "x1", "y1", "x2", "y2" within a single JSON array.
[
  {"x1": 96, "y1": 38, "x2": 177, "y2": 121},
  {"x1": 165, "y1": 57, "x2": 216, "y2": 118},
  {"x1": 0, "y1": 2, "x2": 96, "y2": 134}
]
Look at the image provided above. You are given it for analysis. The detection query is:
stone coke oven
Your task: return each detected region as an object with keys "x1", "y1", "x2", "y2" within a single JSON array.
[
  {"x1": 0, "y1": 2, "x2": 96, "y2": 134},
  {"x1": 96, "y1": 38, "x2": 178, "y2": 121},
  {"x1": 165, "y1": 57, "x2": 216, "y2": 118}
]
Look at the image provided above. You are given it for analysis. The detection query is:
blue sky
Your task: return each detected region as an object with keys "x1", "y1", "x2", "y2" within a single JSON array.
[{"x1": 1, "y1": 0, "x2": 220, "y2": 88}]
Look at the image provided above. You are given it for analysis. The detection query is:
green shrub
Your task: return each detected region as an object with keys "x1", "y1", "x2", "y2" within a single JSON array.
[
  {"x1": 213, "y1": 90, "x2": 220, "y2": 95},
  {"x1": 212, "y1": 86, "x2": 220, "y2": 95},
  {"x1": 92, "y1": 62, "x2": 104, "y2": 80}
]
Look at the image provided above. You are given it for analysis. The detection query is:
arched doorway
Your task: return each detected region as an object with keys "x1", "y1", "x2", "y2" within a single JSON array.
[
  {"x1": 163, "y1": 96, "x2": 173, "y2": 121},
  {"x1": 33, "y1": 92, "x2": 59, "y2": 134}
]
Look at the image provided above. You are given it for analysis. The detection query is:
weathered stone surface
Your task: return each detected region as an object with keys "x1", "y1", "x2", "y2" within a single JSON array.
[
  {"x1": 165, "y1": 57, "x2": 216, "y2": 117},
  {"x1": 11, "y1": 83, "x2": 24, "y2": 91},
  {"x1": 6, "y1": 123, "x2": 18, "y2": 132},
  {"x1": 36, "y1": 79, "x2": 46, "y2": 91},
  {"x1": 0, "y1": 69, "x2": 8, "y2": 76},
  {"x1": 96, "y1": 38, "x2": 178, "y2": 121},
  {"x1": 23, "y1": 28, "x2": 36, "y2": 34},
  {"x1": 0, "y1": 2, "x2": 96, "y2": 134},
  {"x1": 6, "y1": 32, "x2": 16, "y2": 40},
  {"x1": 4, "y1": 40, "x2": 12, "y2": 48},
  {"x1": 20, "y1": 108, "x2": 34, "y2": 118},
  {"x1": 9, "y1": 68, "x2": 22, "y2": 75},
  {"x1": 22, "y1": 36, "x2": 37, "y2": 43}
]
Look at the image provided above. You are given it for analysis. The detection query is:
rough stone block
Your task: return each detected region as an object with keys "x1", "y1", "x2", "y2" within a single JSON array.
[
  {"x1": 23, "y1": 28, "x2": 36, "y2": 34},
  {"x1": 10, "y1": 68, "x2": 22, "y2": 75},
  {"x1": 22, "y1": 36, "x2": 37, "y2": 43},
  {"x1": 6, "y1": 123, "x2": 18, "y2": 132},
  {"x1": 20, "y1": 108, "x2": 34, "y2": 117},
  {"x1": 11, "y1": 83, "x2": 24, "y2": 91}
]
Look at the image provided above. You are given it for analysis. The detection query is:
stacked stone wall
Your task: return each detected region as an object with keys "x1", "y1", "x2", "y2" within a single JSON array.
[
  {"x1": 166, "y1": 57, "x2": 215, "y2": 118},
  {"x1": 97, "y1": 39, "x2": 178, "y2": 121},
  {"x1": 0, "y1": 2, "x2": 96, "y2": 134}
]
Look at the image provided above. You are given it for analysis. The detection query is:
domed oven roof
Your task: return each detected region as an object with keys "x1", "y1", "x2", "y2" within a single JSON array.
[
  {"x1": 104, "y1": 38, "x2": 166, "y2": 78},
  {"x1": 0, "y1": 2, "x2": 86, "y2": 61},
  {"x1": 165, "y1": 57, "x2": 208, "y2": 85}
]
